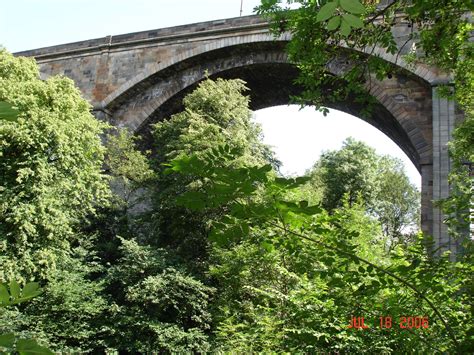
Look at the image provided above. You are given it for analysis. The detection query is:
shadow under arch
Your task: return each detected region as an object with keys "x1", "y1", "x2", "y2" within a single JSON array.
[{"x1": 142, "y1": 61, "x2": 421, "y2": 170}]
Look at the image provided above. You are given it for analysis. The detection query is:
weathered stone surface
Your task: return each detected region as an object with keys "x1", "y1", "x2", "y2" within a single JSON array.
[{"x1": 15, "y1": 14, "x2": 459, "y2": 253}]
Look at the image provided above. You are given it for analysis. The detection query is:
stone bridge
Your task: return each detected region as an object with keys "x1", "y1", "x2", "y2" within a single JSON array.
[{"x1": 16, "y1": 14, "x2": 460, "y2": 254}]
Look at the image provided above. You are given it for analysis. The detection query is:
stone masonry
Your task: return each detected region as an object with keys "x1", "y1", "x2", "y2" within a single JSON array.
[{"x1": 15, "y1": 13, "x2": 458, "y2": 254}]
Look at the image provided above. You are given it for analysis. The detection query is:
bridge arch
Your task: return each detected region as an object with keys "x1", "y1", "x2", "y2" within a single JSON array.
[
  {"x1": 18, "y1": 14, "x2": 456, "y2": 254},
  {"x1": 106, "y1": 41, "x2": 432, "y2": 171},
  {"x1": 103, "y1": 40, "x2": 436, "y2": 240},
  {"x1": 101, "y1": 30, "x2": 449, "y2": 111}
]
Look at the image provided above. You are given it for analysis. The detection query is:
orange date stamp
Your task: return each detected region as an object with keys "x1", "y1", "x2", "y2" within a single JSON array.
[{"x1": 348, "y1": 316, "x2": 429, "y2": 329}]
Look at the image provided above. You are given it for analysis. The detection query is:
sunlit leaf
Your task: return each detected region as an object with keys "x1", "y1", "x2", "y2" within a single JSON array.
[
  {"x1": 0, "y1": 284, "x2": 9, "y2": 306},
  {"x1": 339, "y1": 0, "x2": 366, "y2": 14},
  {"x1": 261, "y1": 241, "x2": 274, "y2": 252},
  {"x1": 22, "y1": 282, "x2": 42, "y2": 299},
  {"x1": 316, "y1": 1, "x2": 338, "y2": 22},
  {"x1": 176, "y1": 191, "x2": 207, "y2": 210},
  {"x1": 9, "y1": 280, "x2": 20, "y2": 300}
]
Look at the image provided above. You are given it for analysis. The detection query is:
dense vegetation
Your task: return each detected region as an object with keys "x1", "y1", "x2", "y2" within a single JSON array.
[{"x1": 1, "y1": 0, "x2": 473, "y2": 351}]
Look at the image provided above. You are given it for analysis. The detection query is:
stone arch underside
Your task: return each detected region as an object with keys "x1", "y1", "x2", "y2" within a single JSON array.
[{"x1": 107, "y1": 42, "x2": 433, "y2": 172}]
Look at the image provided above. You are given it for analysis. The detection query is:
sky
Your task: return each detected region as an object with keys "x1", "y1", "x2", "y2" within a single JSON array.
[{"x1": 1, "y1": 0, "x2": 421, "y2": 187}]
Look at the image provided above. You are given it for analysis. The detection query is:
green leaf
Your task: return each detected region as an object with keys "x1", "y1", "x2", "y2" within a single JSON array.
[
  {"x1": 294, "y1": 176, "x2": 311, "y2": 185},
  {"x1": 0, "y1": 284, "x2": 9, "y2": 306},
  {"x1": 9, "y1": 280, "x2": 20, "y2": 300},
  {"x1": 339, "y1": 0, "x2": 366, "y2": 14},
  {"x1": 342, "y1": 13, "x2": 363, "y2": 28},
  {"x1": 16, "y1": 338, "x2": 54, "y2": 355},
  {"x1": 339, "y1": 19, "x2": 351, "y2": 36},
  {"x1": 261, "y1": 241, "x2": 274, "y2": 252},
  {"x1": 301, "y1": 205, "x2": 322, "y2": 216},
  {"x1": 0, "y1": 333, "x2": 15, "y2": 348},
  {"x1": 371, "y1": 280, "x2": 381, "y2": 288},
  {"x1": 327, "y1": 15, "x2": 341, "y2": 30},
  {"x1": 176, "y1": 191, "x2": 207, "y2": 210},
  {"x1": 316, "y1": 1, "x2": 338, "y2": 22},
  {"x1": 259, "y1": 164, "x2": 272, "y2": 173},
  {"x1": 22, "y1": 282, "x2": 42, "y2": 299},
  {"x1": 0, "y1": 101, "x2": 19, "y2": 122}
]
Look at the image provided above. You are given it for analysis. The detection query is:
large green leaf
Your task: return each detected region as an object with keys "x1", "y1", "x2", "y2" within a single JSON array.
[
  {"x1": 339, "y1": 0, "x2": 366, "y2": 14},
  {"x1": 0, "y1": 281, "x2": 43, "y2": 307},
  {"x1": 16, "y1": 339, "x2": 54, "y2": 355},
  {"x1": 342, "y1": 13, "x2": 364, "y2": 28},
  {"x1": 21, "y1": 282, "x2": 43, "y2": 300},
  {"x1": 339, "y1": 19, "x2": 351, "y2": 36},
  {"x1": 9, "y1": 280, "x2": 20, "y2": 300},
  {"x1": 327, "y1": 15, "x2": 341, "y2": 31},
  {"x1": 176, "y1": 191, "x2": 208, "y2": 210},
  {"x1": 0, "y1": 333, "x2": 15, "y2": 348},
  {"x1": 0, "y1": 285, "x2": 9, "y2": 305},
  {"x1": 0, "y1": 101, "x2": 19, "y2": 122},
  {"x1": 316, "y1": 1, "x2": 338, "y2": 22}
]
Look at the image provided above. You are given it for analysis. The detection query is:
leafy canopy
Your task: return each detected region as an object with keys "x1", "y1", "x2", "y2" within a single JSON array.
[{"x1": 0, "y1": 50, "x2": 110, "y2": 282}]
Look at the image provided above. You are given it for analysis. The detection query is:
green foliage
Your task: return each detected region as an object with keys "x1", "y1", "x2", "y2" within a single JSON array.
[
  {"x1": 309, "y1": 138, "x2": 379, "y2": 211},
  {"x1": 375, "y1": 156, "x2": 420, "y2": 249},
  {"x1": 0, "y1": 333, "x2": 53, "y2": 355},
  {"x1": 167, "y1": 144, "x2": 472, "y2": 352},
  {"x1": 103, "y1": 128, "x2": 155, "y2": 236},
  {"x1": 0, "y1": 49, "x2": 110, "y2": 282},
  {"x1": 0, "y1": 49, "x2": 110, "y2": 353},
  {"x1": 149, "y1": 78, "x2": 276, "y2": 265},
  {"x1": 152, "y1": 77, "x2": 274, "y2": 168},
  {"x1": 316, "y1": 0, "x2": 365, "y2": 36},
  {"x1": 0, "y1": 241, "x2": 109, "y2": 352},
  {"x1": 255, "y1": 0, "x2": 472, "y2": 118},
  {"x1": 2, "y1": 44, "x2": 471, "y2": 352},
  {"x1": 103, "y1": 237, "x2": 214, "y2": 353},
  {"x1": 256, "y1": 0, "x2": 473, "y2": 243},
  {"x1": 105, "y1": 128, "x2": 155, "y2": 188},
  {"x1": 0, "y1": 281, "x2": 53, "y2": 355},
  {"x1": 305, "y1": 138, "x2": 419, "y2": 249}
]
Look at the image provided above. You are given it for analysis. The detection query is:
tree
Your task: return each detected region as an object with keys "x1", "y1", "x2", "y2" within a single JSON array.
[
  {"x1": 82, "y1": 78, "x2": 278, "y2": 352},
  {"x1": 149, "y1": 78, "x2": 276, "y2": 265},
  {"x1": 306, "y1": 138, "x2": 419, "y2": 248},
  {"x1": 375, "y1": 155, "x2": 420, "y2": 249},
  {"x1": 102, "y1": 237, "x2": 214, "y2": 353},
  {"x1": 309, "y1": 137, "x2": 379, "y2": 211},
  {"x1": 256, "y1": 0, "x2": 473, "y2": 110},
  {"x1": 0, "y1": 281, "x2": 53, "y2": 354},
  {"x1": 0, "y1": 50, "x2": 113, "y2": 352},
  {"x1": 0, "y1": 49, "x2": 110, "y2": 282}
]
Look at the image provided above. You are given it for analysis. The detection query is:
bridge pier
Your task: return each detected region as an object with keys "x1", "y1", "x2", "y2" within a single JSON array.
[{"x1": 431, "y1": 87, "x2": 458, "y2": 256}]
